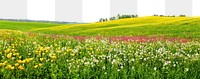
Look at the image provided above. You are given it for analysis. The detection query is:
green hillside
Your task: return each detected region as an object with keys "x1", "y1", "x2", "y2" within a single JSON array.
[
  {"x1": 0, "y1": 20, "x2": 64, "y2": 31},
  {"x1": 1, "y1": 16, "x2": 200, "y2": 38}
]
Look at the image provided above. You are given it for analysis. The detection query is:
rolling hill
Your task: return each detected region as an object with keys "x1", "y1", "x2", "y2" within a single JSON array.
[{"x1": 1, "y1": 16, "x2": 200, "y2": 38}]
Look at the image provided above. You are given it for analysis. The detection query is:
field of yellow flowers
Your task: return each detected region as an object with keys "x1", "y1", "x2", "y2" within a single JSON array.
[{"x1": 0, "y1": 30, "x2": 200, "y2": 78}]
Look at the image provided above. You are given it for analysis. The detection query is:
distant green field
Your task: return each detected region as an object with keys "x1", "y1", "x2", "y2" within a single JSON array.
[
  {"x1": 0, "y1": 20, "x2": 64, "y2": 31},
  {"x1": 1, "y1": 16, "x2": 200, "y2": 38}
]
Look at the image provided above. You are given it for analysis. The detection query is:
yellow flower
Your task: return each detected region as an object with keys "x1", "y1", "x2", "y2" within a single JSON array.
[
  {"x1": 46, "y1": 59, "x2": 50, "y2": 62},
  {"x1": 26, "y1": 59, "x2": 30, "y2": 63},
  {"x1": 35, "y1": 51, "x2": 38, "y2": 53},
  {"x1": 45, "y1": 50, "x2": 48, "y2": 53},
  {"x1": 89, "y1": 48, "x2": 93, "y2": 50},
  {"x1": 17, "y1": 60, "x2": 23, "y2": 64},
  {"x1": 40, "y1": 58, "x2": 44, "y2": 62},
  {"x1": 12, "y1": 49, "x2": 15, "y2": 52},
  {"x1": 11, "y1": 44, "x2": 14, "y2": 46},
  {"x1": 51, "y1": 60, "x2": 54, "y2": 62},
  {"x1": 6, "y1": 65, "x2": 12, "y2": 68},
  {"x1": 64, "y1": 52, "x2": 67, "y2": 55},
  {"x1": 18, "y1": 66, "x2": 24, "y2": 70},
  {"x1": 13, "y1": 53, "x2": 19, "y2": 56},
  {"x1": 0, "y1": 63, "x2": 5, "y2": 67},
  {"x1": 42, "y1": 53, "x2": 45, "y2": 56},
  {"x1": 38, "y1": 63, "x2": 43, "y2": 67},
  {"x1": 18, "y1": 60, "x2": 26, "y2": 64},
  {"x1": 10, "y1": 67, "x2": 14, "y2": 70},
  {"x1": 51, "y1": 56, "x2": 56, "y2": 59},
  {"x1": 33, "y1": 42, "x2": 37, "y2": 44},
  {"x1": 0, "y1": 52, "x2": 2, "y2": 55},
  {"x1": 19, "y1": 56, "x2": 22, "y2": 59},
  {"x1": 6, "y1": 65, "x2": 14, "y2": 70},
  {"x1": 3, "y1": 61, "x2": 8, "y2": 64},
  {"x1": 4, "y1": 48, "x2": 11, "y2": 53},
  {"x1": 30, "y1": 58, "x2": 33, "y2": 60},
  {"x1": 57, "y1": 50, "x2": 62, "y2": 53},
  {"x1": 45, "y1": 47, "x2": 50, "y2": 50},
  {"x1": 34, "y1": 65, "x2": 38, "y2": 69},
  {"x1": 15, "y1": 63, "x2": 19, "y2": 67},
  {"x1": 54, "y1": 44, "x2": 58, "y2": 46},
  {"x1": 26, "y1": 58, "x2": 33, "y2": 63},
  {"x1": 39, "y1": 47, "x2": 44, "y2": 51},
  {"x1": 4, "y1": 50, "x2": 7, "y2": 53},
  {"x1": 67, "y1": 48, "x2": 72, "y2": 52},
  {"x1": 7, "y1": 53, "x2": 12, "y2": 58},
  {"x1": 7, "y1": 48, "x2": 11, "y2": 52},
  {"x1": 71, "y1": 54, "x2": 75, "y2": 57}
]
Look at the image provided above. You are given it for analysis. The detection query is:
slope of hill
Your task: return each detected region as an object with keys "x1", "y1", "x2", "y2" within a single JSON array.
[
  {"x1": 33, "y1": 16, "x2": 200, "y2": 38},
  {"x1": 0, "y1": 16, "x2": 200, "y2": 38}
]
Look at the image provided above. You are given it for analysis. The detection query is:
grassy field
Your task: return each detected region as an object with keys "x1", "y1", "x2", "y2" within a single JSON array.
[
  {"x1": 0, "y1": 20, "x2": 64, "y2": 31},
  {"x1": 0, "y1": 16, "x2": 200, "y2": 78},
  {"x1": 1, "y1": 16, "x2": 200, "y2": 38}
]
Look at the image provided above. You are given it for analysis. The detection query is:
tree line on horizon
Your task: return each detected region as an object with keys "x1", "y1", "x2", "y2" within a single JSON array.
[
  {"x1": 99, "y1": 14, "x2": 138, "y2": 22},
  {"x1": 98, "y1": 14, "x2": 187, "y2": 22}
]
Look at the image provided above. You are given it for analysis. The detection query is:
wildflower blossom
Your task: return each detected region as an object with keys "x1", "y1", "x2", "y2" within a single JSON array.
[
  {"x1": 18, "y1": 66, "x2": 24, "y2": 70},
  {"x1": 71, "y1": 54, "x2": 75, "y2": 57},
  {"x1": 7, "y1": 53, "x2": 12, "y2": 58},
  {"x1": 34, "y1": 65, "x2": 38, "y2": 69},
  {"x1": 15, "y1": 63, "x2": 19, "y2": 67},
  {"x1": 6, "y1": 65, "x2": 14, "y2": 70}
]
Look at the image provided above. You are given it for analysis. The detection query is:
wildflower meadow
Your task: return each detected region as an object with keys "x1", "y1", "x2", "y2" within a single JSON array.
[{"x1": 0, "y1": 30, "x2": 200, "y2": 78}]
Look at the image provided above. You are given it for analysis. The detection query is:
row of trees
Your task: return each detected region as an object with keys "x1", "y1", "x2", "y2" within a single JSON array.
[
  {"x1": 153, "y1": 14, "x2": 186, "y2": 17},
  {"x1": 99, "y1": 14, "x2": 138, "y2": 22},
  {"x1": 98, "y1": 14, "x2": 188, "y2": 22}
]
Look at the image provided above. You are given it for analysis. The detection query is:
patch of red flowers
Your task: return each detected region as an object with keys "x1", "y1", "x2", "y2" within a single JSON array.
[
  {"x1": 73, "y1": 36, "x2": 190, "y2": 43},
  {"x1": 26, "y1": 32, "x2": 190, "y2": 43}
]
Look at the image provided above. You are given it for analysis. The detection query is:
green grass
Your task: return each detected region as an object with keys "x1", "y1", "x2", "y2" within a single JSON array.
[
  {"x1": 0, "y1": 20, "x2": 64, "y2": 31},
  {"x1": 1, "y1": 16, "x2": 200, "y2": 38}
]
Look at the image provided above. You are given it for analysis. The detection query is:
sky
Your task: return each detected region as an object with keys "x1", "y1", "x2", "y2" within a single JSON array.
[
  {"x1": 28, "y1": 0, "x2": 55, "y2": 21},
  {"x1": 28, "y1": 0, "x2": 165, "y2": 22},
  {"x1": 193, "y1": 0, "x2": 200, "y2": 16},
  {"x1": 138, "y1": 0, "x2": 165, "y2": 16},
  {"x1": 27, "y1": 0, "x2": 110, "y2": 22},
  {"x1": 82, "y1": 0, "x2": 110, "y2": 22},
  {"x1": 1, "y1": 0, "x2": 200, "y2": 22}
]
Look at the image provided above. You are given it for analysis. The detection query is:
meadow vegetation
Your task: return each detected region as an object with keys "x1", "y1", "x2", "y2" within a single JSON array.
[
  {"x1": 0, "y1": 30, "x2": 200, "y2": 78},
  {"x1": 0, "y1": 16, "x2": 200, "y2": 78}
]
